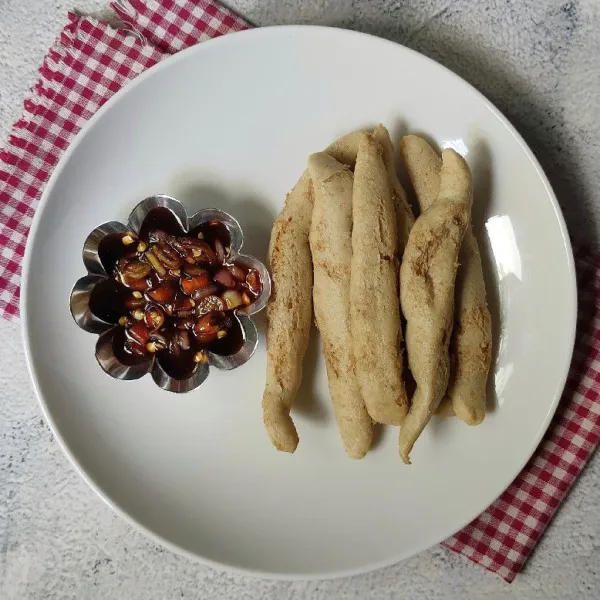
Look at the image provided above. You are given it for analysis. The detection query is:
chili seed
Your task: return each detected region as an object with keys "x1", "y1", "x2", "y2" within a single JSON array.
[
  {"x1": 145, "y1": 341, "x2": 165, "y2": 353},
  {"x1": 194, "y1": 351, "x2": 207, "y2": 363}
]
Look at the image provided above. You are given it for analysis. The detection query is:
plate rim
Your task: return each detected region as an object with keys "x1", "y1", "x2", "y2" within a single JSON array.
[{"x1": 20, "y1": 24, "x2": 577, "y2": 580}]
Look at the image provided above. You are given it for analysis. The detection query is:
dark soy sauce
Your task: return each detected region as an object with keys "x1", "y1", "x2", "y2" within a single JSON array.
[
  {"x1": 89, "y1": 278, "x2": 128, "y2": 324},
  {"x1": 189, "y1": 220, "x2": 231, "y2": 251},
  {"x1": 204, "y1": 316, "x2": 244, "y2": 357},
  {"x1": 139, "y1": 207, "x2": 185, "y2": 240},
  {"x1": 90, "y1": 208, "x2": 249, "y2": 380},
  {"x1": 98, "y1": 233, "x2": 135, "y2": 276},
  {"x1": 111, "y1": 327, "x2": 149, "y2": 366}
]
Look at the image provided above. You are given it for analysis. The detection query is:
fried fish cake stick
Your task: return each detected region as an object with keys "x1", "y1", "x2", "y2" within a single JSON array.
[
  {"x1": 398, "y1": 149, "x2": 471, "y2": 463},
  {"x1": 447, "y1": 227, "x2": 492, "y2": 425},
  {"x1": 373, "y1": 124, "x2": 415, "y2": 256},
  {"x1": 326, "y1": 130, "x2": 367, "y2": 168},
  {"x1": 351, "y1": 134, "x2": 408, "y2": 425},
  {"x1": 262, "y1": 171, "x2": 314, "y2": 453},
  {"x1": 400, "y1": 135, "x2": 451, "y2": 416},
  {"x1": 262, "y1": 130, "x2": 369, "y2": 454},
  {"x1": 400, "y1": 135, "x2": 492, "y2": 425},
  {"x1": 399, "y1": 134, "x2": 442, "y2": 211},
  {"x1": 308, "y1": 152, "x2": 373, "y2": 459}
]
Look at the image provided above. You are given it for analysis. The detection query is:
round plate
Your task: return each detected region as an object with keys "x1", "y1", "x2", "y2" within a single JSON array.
[{"x1": 21, "y1": 26, "x2": 576, "y2": 579}]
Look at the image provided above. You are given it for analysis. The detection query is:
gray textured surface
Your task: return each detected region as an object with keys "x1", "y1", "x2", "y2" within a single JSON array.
[{"x1": 1, "y1": 1, "x2": 599, "y2": 598}]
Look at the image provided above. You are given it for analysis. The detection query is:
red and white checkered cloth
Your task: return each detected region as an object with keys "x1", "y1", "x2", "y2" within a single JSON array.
[
  {"x1": 0, "y1": 0, "x2": 246, "y2": 320},
  {"x1": 0, "y1": 0, "x2": 598, "y2": 582}
]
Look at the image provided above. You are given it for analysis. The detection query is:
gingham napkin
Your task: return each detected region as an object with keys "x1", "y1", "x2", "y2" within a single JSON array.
[
  {"x1": 0, "y1": 0, "x2": 246, "y2": 320},
  {"x1": 0, "y1": 0, "x2": 598, "y2": 582}
]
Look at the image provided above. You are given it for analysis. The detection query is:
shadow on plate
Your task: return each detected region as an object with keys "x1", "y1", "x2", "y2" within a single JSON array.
[
  {"x1": 170, "y1": 179, "x2": 276, "y2": 265},
  {"x1": 293, "y1": 325, "x2": 331, "y2": 426}
]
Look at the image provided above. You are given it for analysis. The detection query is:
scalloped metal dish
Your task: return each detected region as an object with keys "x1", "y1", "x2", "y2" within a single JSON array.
[{"x1": 69, "y1": 195, "x2": 271, "y2": 393}]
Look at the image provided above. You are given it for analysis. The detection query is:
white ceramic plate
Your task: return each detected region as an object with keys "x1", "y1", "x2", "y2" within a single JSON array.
[{"x1": 22, "y1": 26, "x2": 576, "y2": 579}]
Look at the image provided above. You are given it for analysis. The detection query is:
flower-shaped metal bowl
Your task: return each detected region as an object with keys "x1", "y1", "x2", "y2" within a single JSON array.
[{"x1": 69, "y1": 195, "x2": 271, "y2": 393}]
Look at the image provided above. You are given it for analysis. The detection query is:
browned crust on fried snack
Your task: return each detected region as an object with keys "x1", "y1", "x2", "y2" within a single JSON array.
[
  {"x1": 399, "y1": 149, "x2": 472, "y2": 463},
  {"x1": 308, "y1": 152, "x2": 373, "y2": 459},
  {"x1": 351, "y1": 133, "x2": 408, "y2": 425},
  {"x1": 262, "y1": 171, "x2": 314, "y2": 453}
]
